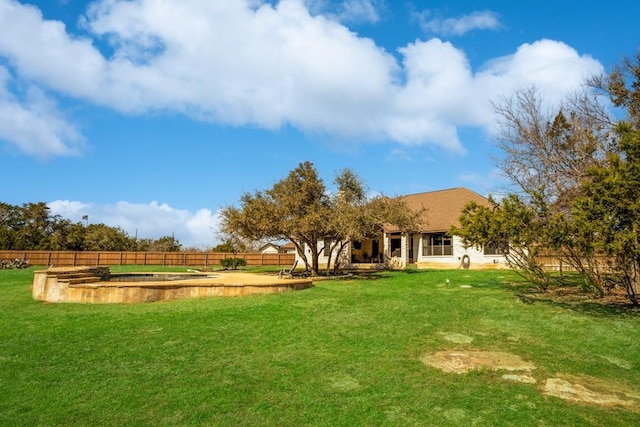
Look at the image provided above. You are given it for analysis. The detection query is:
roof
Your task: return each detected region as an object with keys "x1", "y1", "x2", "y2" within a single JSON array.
[
  {"x1": 389, "y1": 187, "x2": 492, "y2": 233},
  {"x1": 281, "y1": 242, "x2": 296, "y2": 251}
]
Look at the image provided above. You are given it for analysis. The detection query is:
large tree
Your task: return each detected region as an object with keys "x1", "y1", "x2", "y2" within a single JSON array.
[
  {"x1": 457, "y1": 52, "x2": 640, "y2": 304},
  {"x1": 323, "y1": 169, "x2": 422, "y2": 273},
  {"x1": 220, "y1": 162, "x2": 420, "y2": 276},
  {"x1": 220, "y1": 161, "x2": 330, "y2": 275}
]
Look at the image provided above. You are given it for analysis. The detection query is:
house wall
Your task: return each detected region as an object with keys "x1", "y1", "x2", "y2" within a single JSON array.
[
  {"x1": 296, "y1": 234, "x2": 507, "y2": 271},
  {"x1": 296, "y1": 241, "x2": 350, "y2": 270},
  {"x1": 414, "y1": 235, "x2": 507, "y2": 269}
]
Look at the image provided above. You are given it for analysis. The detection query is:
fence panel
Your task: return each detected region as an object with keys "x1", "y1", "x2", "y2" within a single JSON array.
[{"x1": 0, "y1": 250, "x2": 294, "y2": 267}]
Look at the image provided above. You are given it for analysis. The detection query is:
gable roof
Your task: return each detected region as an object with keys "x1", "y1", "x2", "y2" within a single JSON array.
[{"x1": 390, "y1": 187, "x2": 491, "y2": 233}]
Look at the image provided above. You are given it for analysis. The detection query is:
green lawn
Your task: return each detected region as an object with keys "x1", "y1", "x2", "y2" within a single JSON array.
[{"x1": 1, "y1": 266, "x2": 639, "y2": 426}]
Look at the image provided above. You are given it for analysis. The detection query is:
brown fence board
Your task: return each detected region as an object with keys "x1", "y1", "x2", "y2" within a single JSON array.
[{"x1": 0, "y1": 250, "x2": 294, "y2": 267}]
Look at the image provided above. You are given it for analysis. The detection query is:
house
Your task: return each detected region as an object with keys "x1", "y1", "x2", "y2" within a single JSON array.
[
  {"x1": 259, "y1": 243, "x2": 283, "y2": 254},
  {"x1": 296, "y1": 187, "x2": 507, "y2": 270},
  {"x1": 384, "y1": 187, "x2": 506, "y2": 269},
  {"x1": 259, "y1": 242, "x2": 297, "y2": 254}
]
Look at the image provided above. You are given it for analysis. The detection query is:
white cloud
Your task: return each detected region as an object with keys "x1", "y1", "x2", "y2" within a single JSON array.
[
  {"x1": 47, "y1": 200, "x2": 221, "y2": 248},
  {"x1": 334, "y1": 0, "x2": 380, "y2": 24},
  {"x1": 0, "y1": 66, "x2": 83, "y2": 158},
  {"x1": 416, "y1": 10, "x2": 501, "y2": 36},
  {"x1": 0, "y1": 0, "x2": 604, "y2": 157}
]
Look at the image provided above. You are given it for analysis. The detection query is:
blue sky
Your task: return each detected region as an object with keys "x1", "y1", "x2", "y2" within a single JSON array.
[{"x1": 1, "y1": 0, "x2": 638, "y2": 248}]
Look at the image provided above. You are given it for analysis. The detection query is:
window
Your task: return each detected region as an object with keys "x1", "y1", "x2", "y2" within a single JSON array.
[
  {"x1": 422, "y1": 233, "x2": 453, "y2": 256},
  {"x1": 389, "y1": 234, "x2": 402, "y2": 257},
  {"x1": 483, "y1": 241, "x2": 508, "y2": 255},
  {"x1": 352, "y1": 240, "x2": 362, "y2": 250}
]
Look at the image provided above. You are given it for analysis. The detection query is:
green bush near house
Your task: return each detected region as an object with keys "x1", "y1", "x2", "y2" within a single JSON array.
[{"x1": 1, "y1": 266, "x2": 639, "y2": 426}]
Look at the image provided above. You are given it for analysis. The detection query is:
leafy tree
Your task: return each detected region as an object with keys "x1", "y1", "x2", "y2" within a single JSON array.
[
  {"x1": 210, "y1": 241, "x2": 237, "y2": 253},
  {"x1": 458, "y1": 52, "x2": 640, "y2": 304},
  {"x1": 570, "y1": 121, "x2": 640, "y2": 303},
  {"x1": 221, "y1": 161, "x2": 331, "y2": 276},
  {"x1": 456, "y1": 193, "x2": 552, "y2": 290},
  {"x1": 221, "y1": 162, "x2": 420, "y2": 276},
  {"x1": 47, "y1": 219, "x2": 85, "y2": 250},
  {"x1": 82, "y1": 224, "x2": 136, "y2": 251},
  {"x1": 137, "y1": 235, "x2": 182, "y2": 252},
  {"x1": 0, "y1": 202, "x2": 19, "y2": 249},
  {"x1": 324, "y1": 169, "x2": 422, "y2": 273}
]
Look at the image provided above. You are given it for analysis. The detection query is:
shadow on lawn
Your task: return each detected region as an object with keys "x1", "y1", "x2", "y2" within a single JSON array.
[{"x1": 519, "y1": 288, "x2": 640, "y2": 318}]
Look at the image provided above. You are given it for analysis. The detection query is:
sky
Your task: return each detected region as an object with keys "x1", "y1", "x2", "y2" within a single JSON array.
[{"x1": 1, "y1": 0, "x2": 638, "y2": 248}]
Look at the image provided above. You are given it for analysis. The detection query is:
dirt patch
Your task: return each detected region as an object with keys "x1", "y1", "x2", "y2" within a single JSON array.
[
  {"x1": 421, "y1": 351, "x2": 536, "y2": 374},
  {"x1": 422, "y1": 351, "x2": 640, "y2": 410},
  {"x1": 542, "y1": 376, "x2": 640, "y2": 410}
]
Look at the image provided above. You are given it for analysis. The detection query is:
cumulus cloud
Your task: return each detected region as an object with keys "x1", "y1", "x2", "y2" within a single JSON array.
[
  {"x1": 47, "y1": 200, "x2": 221, "y2": 248},
  {"x1": 0, "y1": 66, "x2": 83, "y2": 158},
  {"x1": 0, "y1": 0, "x2": 603, "y2": 157},
  {"x1": 415, "y1": 10, "x2": 501, "y2": 36}
]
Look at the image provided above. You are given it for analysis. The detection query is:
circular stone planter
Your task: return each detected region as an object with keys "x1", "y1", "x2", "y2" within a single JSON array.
[{"x1": 32, "y1": 267, "x2": 313, "y2": 304}]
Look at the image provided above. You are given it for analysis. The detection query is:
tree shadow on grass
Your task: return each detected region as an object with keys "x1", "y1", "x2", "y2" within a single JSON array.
[{"x1": 518, "y1": 288, "x2": 640, "y2": 318}]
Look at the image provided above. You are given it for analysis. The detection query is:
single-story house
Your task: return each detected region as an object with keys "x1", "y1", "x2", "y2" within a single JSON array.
[
  {"x1": 259, "y1": 243, "x2": 283, "y2": 254},
  {"x1": 259, "y1": 242, "x2": 298, "y2": 254},
  {"x1": 296, "y1": 187, "x2": 507, "y2": 270}
]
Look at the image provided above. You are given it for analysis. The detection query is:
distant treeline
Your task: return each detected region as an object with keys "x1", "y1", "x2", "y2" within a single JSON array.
[{"x1": 0, "y1": 201, "x2": 186, "y2": 252}]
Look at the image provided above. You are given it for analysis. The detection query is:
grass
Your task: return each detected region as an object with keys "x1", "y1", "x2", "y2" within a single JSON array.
[{"x1": 1, "y1": 266, "x2": 640, "y2": 426}]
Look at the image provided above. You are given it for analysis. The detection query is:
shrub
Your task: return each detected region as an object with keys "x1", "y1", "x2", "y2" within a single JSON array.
[{"x1": 219, "y1": 258, "x2": 247, "y2": 270}]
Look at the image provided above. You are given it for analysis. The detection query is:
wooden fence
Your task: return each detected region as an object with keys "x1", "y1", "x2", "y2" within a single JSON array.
[
  {"x1": 534, "y1": 253, "x2": 613, "y2": 272},
  {"x1": 0, "y1": 250, "x2": 295, "y2": 268}
]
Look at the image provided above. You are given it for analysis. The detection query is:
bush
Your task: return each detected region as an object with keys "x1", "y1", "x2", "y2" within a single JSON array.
[{"x1": 219, "y1": 258, "x2": 247, "y2": 270}]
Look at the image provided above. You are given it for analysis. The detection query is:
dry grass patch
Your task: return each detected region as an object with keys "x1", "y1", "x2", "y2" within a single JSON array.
[
  {"x1": 542, "y1": 375, "x2": 640, "y2": 410},
  {"x1": 421, "y1": 350, "x2": 536, "y2": 374}
]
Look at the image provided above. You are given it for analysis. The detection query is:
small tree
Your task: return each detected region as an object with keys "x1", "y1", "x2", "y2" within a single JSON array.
[{"x1": 455, "y1": 193, "x2": 552, "y2": 290}]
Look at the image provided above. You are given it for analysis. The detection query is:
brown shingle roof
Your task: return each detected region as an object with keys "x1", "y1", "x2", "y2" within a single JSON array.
[{"x1": 390, "y1": 187, "x2": 491, "y2": 233}]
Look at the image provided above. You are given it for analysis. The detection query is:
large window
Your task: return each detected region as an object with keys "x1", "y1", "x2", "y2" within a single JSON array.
[{"x1": 422, "y1": 233, "x2": 453, "y2": 256}]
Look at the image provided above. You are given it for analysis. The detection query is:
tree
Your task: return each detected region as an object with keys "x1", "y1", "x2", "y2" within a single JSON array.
[
  {"x1": 493, "y1": 87, "x2": 613, "y2": 208},
  {"x1": 456, "y1": 192, "x2": 553, "y2": 290},
  {"x1": 220, "y1": 162, "x2": 421, "y2": 276},
  {"x1": 210, "y1": 240, "x2": 238, "y2": 253},
  {"x1": 82, "y1": 224, "x2": 136, "y2": 251},
  {"x1": 137, "y1": 235, "x2": 182, "y2": 252},
  {"x1": 458, "y1": 52, "x2": 640, "y2": 304},
  {"x1": 220, "y1": 161, "x2": 331, "y2": 276}
]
